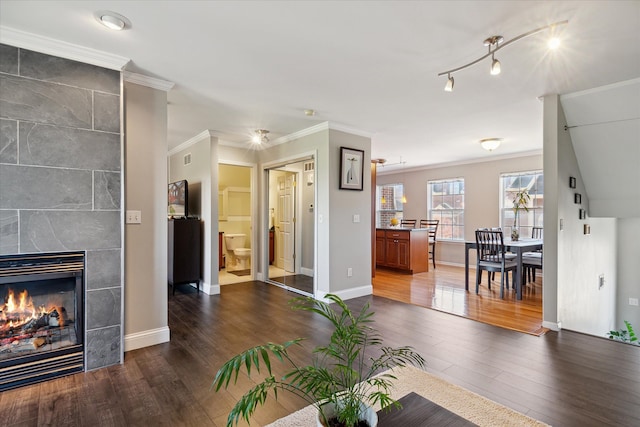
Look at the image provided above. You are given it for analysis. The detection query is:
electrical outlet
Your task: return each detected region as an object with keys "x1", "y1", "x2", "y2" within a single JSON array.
[
  {"x1": 353, "y1": 214, "x2": 360, "y2": 223},
  {"x1": 347, "y1": 267, "x2": 353, "y2": 277},
  {"x1": 126, "y1": 210, "x2": 142, "y2": 224},
  {"x1": 629, "y1": 298, "x2": 639, "y2": 306}
]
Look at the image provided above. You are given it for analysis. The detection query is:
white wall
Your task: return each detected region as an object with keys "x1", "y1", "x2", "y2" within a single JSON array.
[
  {"x1": 168, "y1": 132, "x2": 219, "y2": 295},
  {"x1": 376, "y1": 154, "x2": 543, "y2": 265},
  {"x1": 616, "y1": 218, "x2": 640, "y2": 331},
  {"x1": 545, "y1": 94, "x2": 618, "y2": 336},
  {"x1": 123, "y1": 81, "x2": 170, "y2": 351}
]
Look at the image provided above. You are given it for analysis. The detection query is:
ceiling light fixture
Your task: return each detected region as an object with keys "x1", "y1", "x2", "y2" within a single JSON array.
[
  {"x1": 304, "y1": 109, "x2": 316, "y2": 116},
  {"x1": 96, "y1": 11, "x2": 129, "y2": 31},
  {"x1": 252, "y1": 129, "x2": 270, "y2": 144},
  {"x1": 479, "y1": 138, "x2": 503, "y2": 151},
  {"x1": 438, "y1": 20, "x2": 568, "y2": 91}
]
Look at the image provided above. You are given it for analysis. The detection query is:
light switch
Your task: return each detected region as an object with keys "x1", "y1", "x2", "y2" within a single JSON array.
[
  {"x1": 126, "y1": 210, "x2": 142, "y2": 224},
  {"x1": 353, "y1": 214, "x2": 360, "y2": 223}
]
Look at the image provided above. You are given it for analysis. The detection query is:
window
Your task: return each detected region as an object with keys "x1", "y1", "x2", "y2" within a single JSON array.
[
  {"x1": 376, "y1": 183, "x2": 404, "y2": 227},
  {"x1": 500, "y1": 171, "x2": 543, "y2": 238},
  {"x1": 427, "y1": 178, "x2": 464, "y2": 240}
]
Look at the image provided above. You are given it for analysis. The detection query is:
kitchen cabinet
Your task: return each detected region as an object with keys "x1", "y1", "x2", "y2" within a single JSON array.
[{"x1": 375, "y1": 228, "x2": 429, "y2": 274}]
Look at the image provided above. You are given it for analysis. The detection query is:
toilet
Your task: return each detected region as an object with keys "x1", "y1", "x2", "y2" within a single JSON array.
[{"x1": 224, "y1": 234, "x2": 251, "y2": 270}]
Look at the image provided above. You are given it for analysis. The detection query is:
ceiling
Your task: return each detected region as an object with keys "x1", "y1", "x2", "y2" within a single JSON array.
[{"x1": 1, "y1": 1, "x2": 639, "y2": 171}]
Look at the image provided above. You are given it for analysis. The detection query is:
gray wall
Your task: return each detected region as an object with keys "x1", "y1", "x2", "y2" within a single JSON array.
[
  {"x1": 123, "y1": 81, "x2": 169, "y2": 346},
  {"x1": 0, "y1": 44, "x2": 123, "y2": 370}
]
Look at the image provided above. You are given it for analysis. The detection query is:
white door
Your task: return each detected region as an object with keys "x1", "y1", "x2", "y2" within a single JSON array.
[{"x1": 277, "y1": 173, "x2": 296, "y2": 273}]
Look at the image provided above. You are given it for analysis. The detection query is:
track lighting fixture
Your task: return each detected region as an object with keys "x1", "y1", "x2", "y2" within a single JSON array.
[
  {"x1": 252, "y1": 129, "x2": 269, "y2": 144},
  {"x1": 438, "y1": 20, "x2": 568, "y2": 92}
]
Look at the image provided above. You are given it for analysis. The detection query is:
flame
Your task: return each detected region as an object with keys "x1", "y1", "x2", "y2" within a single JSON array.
[{"x1": 1, "y1": 289, "x2": 50, "y2": 330}]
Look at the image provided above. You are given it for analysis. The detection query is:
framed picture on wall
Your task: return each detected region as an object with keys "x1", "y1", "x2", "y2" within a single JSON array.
[
  {"x1": 579, "y1": 208, "x2": 586, "y2": 220},
  {"x1": 569, "y1": 176, "x2": 576, "y2": 188},
  {"x1": 339, "y1": 147, "x2": 364, "y2": 191},
  {"x1": 574, "y1": 193, "x2": 582, "y2": 204}
]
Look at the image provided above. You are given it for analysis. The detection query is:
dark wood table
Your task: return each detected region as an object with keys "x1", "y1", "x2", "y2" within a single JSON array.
[
  {"x1": 377, "y1": 392, "x2": 477, "y2": 426},
  {"x1": 464, "y1": 238, "x2": 543, "y2": 300}
]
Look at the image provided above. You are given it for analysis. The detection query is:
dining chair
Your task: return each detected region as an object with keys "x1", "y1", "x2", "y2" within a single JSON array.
[
  {"x1": 475, "y1": 229, "x2": 518, "y2": 299},
  {"x1": 400, "y1": 219, "x2": 417, "y2": 228},
  {"x1": 523, "y1": 226, "x2": 543, "y2": 283},
  {"x1": 419, "y1": 219, "x2": 439, "y2": 269}
]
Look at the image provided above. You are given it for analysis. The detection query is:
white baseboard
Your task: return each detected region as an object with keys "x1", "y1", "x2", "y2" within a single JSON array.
[
  {"x1": 435, "y1": 261, "x2": 465, "y2": 268},
  {"x1": 256, "y1": 272, "x2": 264, "y2": 281},
  {"x1": 317, "y1": 285, "x2": 373, "y2": 302},
  {"x1": 201, "y1": 281, "x2": 220, "y2": 295},
  {"x1": 124, "y1": 326, "x2": 170, "y2": 352},
  {"x1": 542, "y1": 321, "x2": 562, "y2": 331},
  {"x1": 301, "y1": 267, "x2": 314, "y2": 277}
]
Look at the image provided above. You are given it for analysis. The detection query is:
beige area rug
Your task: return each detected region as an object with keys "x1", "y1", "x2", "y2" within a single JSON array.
[{"x1": 266, "y1": 365, "x2": 549, "y2": 427}]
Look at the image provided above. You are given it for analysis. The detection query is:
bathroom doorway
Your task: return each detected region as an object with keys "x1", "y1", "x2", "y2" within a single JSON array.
[
  {"x1": 218, "y1": 163, "x2": 253, "y2": 285},
  {"x1": 266, "y1": 157, "x2": 315, "y2": 296}
]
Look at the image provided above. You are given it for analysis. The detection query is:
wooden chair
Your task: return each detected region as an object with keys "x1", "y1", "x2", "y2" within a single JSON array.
[
  {"x1": 400, "y1": 219, "x2": 417, "y2": 228},
  {"x1": 475, "y1": 229, "x2": 518, "y2": 299},
  {"x1": 420, "y1": 219, "x2": 439, "y2": 269},
  {"x1": 523, "y1": 226, "x2": 543, "y2": 283}
]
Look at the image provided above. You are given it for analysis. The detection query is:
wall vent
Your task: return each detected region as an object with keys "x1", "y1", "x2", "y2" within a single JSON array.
[{"x1": 184, "y1": 153, "x2": 192, "y2": 165}]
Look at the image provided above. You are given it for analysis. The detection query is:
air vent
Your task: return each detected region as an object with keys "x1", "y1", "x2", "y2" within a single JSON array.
[
  {"x1": 184, "y1": 153, "x2": 192, "y2": 165},
  {"x1": 304, "y1": 161, "x2": 314, "y2": 171}
]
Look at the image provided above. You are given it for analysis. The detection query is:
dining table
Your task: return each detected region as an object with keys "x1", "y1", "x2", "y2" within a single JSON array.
[{"x1": 464, "y1": 238, "x2": 543, "y2": 300}]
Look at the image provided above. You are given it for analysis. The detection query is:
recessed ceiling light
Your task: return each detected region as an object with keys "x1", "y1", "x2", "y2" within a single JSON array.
[{"x1": 96, "y1": 11, "x2": 129, "y2": 31}]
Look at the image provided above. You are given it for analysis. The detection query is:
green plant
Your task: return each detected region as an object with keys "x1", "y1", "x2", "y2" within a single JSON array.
[
  {"x1": 212, "y1": 294, "x2": 426, "y2": 427},
  {"x1": 607, "y1": 320, "x2": 638, "y2": 345},
  {"x1": 511, "y1": 189, "x2": 530, "y2": 228}
]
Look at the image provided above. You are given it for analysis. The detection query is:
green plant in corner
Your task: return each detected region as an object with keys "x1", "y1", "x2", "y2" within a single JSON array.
[
  {"x1": 607, "y1": 320, "x2": 638, "y2": 345},
  {"x1": 511, "y1": 189, "x2": 530, "y2": 241},
  {"x1": 212, "y1": 294, "x2": 426, "y2": 427}
]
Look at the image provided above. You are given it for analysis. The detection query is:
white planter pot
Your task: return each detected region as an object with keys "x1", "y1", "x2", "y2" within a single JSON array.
[{"x1": 316, "y1": 401, "x2": 378, "y2": 427}]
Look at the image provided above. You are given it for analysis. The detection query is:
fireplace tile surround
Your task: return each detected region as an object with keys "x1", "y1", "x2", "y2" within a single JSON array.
[{"x1": 0, "y1": 44, "x2": 123, "y2": 372}]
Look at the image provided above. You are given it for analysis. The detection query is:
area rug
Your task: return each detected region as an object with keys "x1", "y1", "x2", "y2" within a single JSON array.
[
  {"x1": 266, "y1": 365, "x2": 549, "y2": 427},
  {"x1": 229, "y1": 269, "x2": 251, "y2": 276}
]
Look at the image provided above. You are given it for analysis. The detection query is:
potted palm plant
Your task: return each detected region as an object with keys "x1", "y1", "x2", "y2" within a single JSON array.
[
  {"x1": 511, "y1": 189, "x2": 530, "y2": 241},
  {"x1": 212, "y1": 294, "x2": 425, "y2": 427}
]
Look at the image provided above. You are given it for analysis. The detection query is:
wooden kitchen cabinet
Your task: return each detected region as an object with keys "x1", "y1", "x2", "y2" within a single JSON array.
[{"x1": 375, "y1": 228, "x2": 429, "y2": 274}]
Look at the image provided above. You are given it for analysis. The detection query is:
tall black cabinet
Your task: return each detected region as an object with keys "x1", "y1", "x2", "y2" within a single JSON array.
[{"x1": 168, "y1": 218, "x2": 201, "y2": 294}]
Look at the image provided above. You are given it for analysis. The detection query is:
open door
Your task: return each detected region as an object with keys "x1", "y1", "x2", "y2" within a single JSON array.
[{"x1": 267, "y1": 158, "x2": 314, "y2": 296}]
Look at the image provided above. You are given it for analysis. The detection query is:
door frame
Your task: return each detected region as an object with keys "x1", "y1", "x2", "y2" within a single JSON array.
[{"x1": 262, "y1": 151, "x2": 317, "y2": 297}]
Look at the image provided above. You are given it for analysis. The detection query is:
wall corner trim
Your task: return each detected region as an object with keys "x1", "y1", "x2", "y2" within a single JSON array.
[
  {"x1": 542, "y1": 321, "x2": 562, "y2": 331},
  {"x1": 0, "y1": 25, "x2": 130, "y2": 70},
  {"x1": 124, "y1": 327, "x2": 170, "y2": 352},
  {"x1": 124, "y1": 71, "x2": 174, "y2": 91},
  {"x1": 317, "y1": 285, "x2": 373, "y2": 302}
]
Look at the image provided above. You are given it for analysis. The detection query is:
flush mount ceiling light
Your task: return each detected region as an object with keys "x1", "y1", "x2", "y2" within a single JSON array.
[
  {"x1": 438, "y1": 20, "x2": 568, "y2": 91},
  {"x1": 304, "y1": 109, "x2": 316, "y2": 116},
  {"x1": 479, "y1": 138, "x2": 503, "y2": 151},
  {"x1": 96, "y1": 11, "x2": 130, "y2": 31},
  {"x1": 252, "y1": 129, "x2": 270, "y2": 144}
]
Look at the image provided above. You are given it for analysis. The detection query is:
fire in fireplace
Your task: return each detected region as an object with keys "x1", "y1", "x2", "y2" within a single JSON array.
[{"x1": 0, "y1": 252, "x2": 84, "y2": 391}]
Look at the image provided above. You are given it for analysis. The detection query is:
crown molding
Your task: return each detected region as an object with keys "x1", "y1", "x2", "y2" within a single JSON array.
[
  {"x1": 328, "y1": 122, "x2": 376, "y2": 139},
  {"x1": 0, "y1": 26, "x2": 129, "y2": 70},
  {"x1": 168, "y1": 130, "x2": 216, "y2": 156},
  {"x1": 376, "y1": 149, "x2": 543, "y2": 176},
  {"x1": 123, "y1": 71, "x2": 174, "y2": 91},
  {"x1": 270, "y1": 122, "x2": 329, "y2": 145}
]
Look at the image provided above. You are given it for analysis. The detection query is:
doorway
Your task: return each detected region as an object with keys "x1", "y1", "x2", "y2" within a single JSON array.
[
  {"x1": 218, "y1": 163, "x2": 253, "y2": 285},
  {"x1": 266, "y1": 158, "x2": 315, "y2": 295}
]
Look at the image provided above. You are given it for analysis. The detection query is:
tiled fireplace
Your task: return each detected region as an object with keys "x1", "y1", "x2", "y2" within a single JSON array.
[
  {"x1": 0, "y1": 43, "x2": 123, "y2": 385},
  {"x1": 0, "y1": 252, "x2": 85, "y2": 391}
]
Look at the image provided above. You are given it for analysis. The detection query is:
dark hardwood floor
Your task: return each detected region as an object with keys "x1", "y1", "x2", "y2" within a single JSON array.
[{"x1": 1, "y1": 282, "x2": 638, "y2": 427}]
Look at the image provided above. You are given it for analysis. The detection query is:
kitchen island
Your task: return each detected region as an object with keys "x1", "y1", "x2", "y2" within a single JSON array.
[{"x1": 375, "y1": 227, "x2": 430, "y2": 274}]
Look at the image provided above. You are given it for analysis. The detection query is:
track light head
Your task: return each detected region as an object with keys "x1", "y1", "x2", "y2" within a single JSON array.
[
  {"x1": 491, "y1": 55, "x2": 501, "y2": 75},
  {"x1": 444, "y1": 74, "x2": 454, "y2": 92}
]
